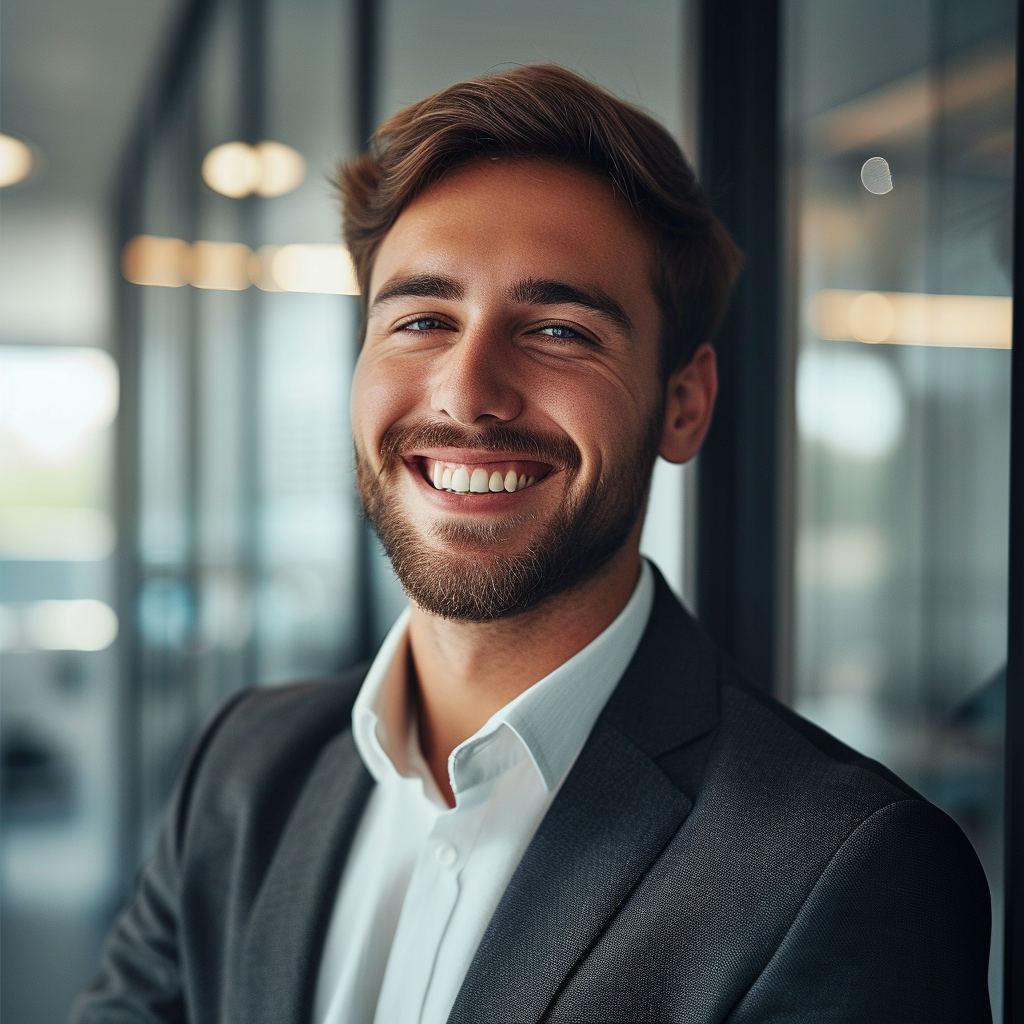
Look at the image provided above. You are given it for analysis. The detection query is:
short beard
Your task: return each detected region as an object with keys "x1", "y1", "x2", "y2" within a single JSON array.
[{"x1": 357, "y1": 417, "x2": 661, "y2": 622}]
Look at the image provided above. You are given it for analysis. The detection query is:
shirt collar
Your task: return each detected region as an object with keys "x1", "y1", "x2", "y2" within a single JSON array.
[
  {"x1": 352, "y1": 560, "x2": 655, "y2": 799},
  {"x1": 352, "y1": 606, "x2": 415, "y2": 784}
]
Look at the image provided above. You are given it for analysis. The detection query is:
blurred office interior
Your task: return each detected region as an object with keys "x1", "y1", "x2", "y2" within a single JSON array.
[{"x1": 0, "y1": 0, "x2": 1021, "y2": 1020}]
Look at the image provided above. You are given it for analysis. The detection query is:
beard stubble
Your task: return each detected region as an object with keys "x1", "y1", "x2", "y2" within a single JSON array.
[{"x1": 357, "y1": 417, "x2": 661, "y2": 622}]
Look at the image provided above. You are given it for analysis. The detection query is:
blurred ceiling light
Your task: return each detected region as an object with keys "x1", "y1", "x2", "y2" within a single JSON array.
[
  {"x1": 0, "y1": 347, "x2": 119, "y2": 460},
  {"x1": 187, "y1": 240, "x2": 252, "y2": 290},
  {"x1": 255, "y1": 141, "x2": 307, "y2": 197},
  {"x1": 123, "y1": 236, "x2": 358, "y2": 294},
  {"x1": 0, "y1": 133, "x2": 34, "y2": 187},
  {"x1": 259, "y1": 244, "x2": 359, "y2": 294},
  {"x1": 972, "y1": 128, "x2": 1014, "y2": 160},
  {"x1": 248, "y1": 246, "x2": 282, "y2": 291},
  {"x1": 23, "y1": 599, "x2": 118, "y2": 651},
  {"x1": 202, "y1": 140, "x2": 306, "y2": 198},
  {"x1": 122, "y1": 235, "x2": 190, "y2": 287},
  {"x1": 797, "y1": 348, "x2": 904, "y2": 459},
  {"x1": 202, "y1": 142, "x2": 262, "y2": 197},
  {"x1": 810, "y1": 289, "x2": 1012, "y2": 349},
  {"x1": 812, "y1": 43, "x2": 1014, "y2": 154},
  {"x1": 0, "y1": 508, "x2": 115, "y2": 561}
]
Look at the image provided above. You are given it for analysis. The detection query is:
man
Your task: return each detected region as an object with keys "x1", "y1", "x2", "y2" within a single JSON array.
[{"x1": 76, "y1": 65, "x2": 991, "y2": 1024}]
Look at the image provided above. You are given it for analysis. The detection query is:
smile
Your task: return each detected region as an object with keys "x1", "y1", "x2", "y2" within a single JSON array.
[{"x1": 415, "y1": 456, "x2": 552, "y2": 494}]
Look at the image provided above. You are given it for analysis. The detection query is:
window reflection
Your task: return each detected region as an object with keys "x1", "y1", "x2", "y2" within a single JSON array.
[{"x1": 785, "y1": 1, "x2": 1015, "y2": 1013}]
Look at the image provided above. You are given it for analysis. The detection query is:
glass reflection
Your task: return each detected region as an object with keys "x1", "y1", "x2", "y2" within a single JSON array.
[{"x1": 785, "y1": 0, "x2": 1015, "y2": 1013}]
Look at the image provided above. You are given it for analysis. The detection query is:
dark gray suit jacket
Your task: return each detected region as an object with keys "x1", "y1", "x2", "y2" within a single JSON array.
[{"x1": 74, "y1": 570, "x2": 992, "y2": 1023}]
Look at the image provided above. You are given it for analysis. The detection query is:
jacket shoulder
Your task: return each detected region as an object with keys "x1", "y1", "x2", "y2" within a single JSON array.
[
  {"x1": 719, "y1": 669, "x2": 919, "y2": 805},
  {"x1": 568, "y1": 639, "x2": 991, "y2": 1021},
  {"x1": 209, "y1": 664, "x2": 369, "y2": 760},
  {"x1": 689, "y1": 664, "x2": 989, "y2": 966},
  {"x1": 173, "y1": 664, "x2": 370, "y2": 846}
]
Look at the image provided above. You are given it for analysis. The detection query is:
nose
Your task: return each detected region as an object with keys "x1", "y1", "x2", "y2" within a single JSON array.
[{"x1": 429, "y1": 325, "x2": 523, "y2": 425}]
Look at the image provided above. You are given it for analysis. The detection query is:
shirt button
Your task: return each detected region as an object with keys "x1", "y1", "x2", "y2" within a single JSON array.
[{"x1": 434, "y1": 841, "x2": 458, "y2": 868}]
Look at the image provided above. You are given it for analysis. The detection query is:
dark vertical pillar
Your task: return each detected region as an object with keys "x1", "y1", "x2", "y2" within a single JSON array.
[
  {"x1": 355, "y1": 0, "x2": 379, "y2": 152},
  {"x1": 112, "y1": 161, "x2": 145, "y2": 900},
  {"x1": 239, "y1": 0, "x2": 267, "y2": 688},
  {"x1": 353, "y1": 0, "x2": 380, "y2": 661},
  {"x1": 696, "y1": 0, "x2": 781, "y2": 692},
  {"x1": 1003, "y1": 3, "x2": 1024, "y2": 1016},
  {"x1": 181, "y1": 80, "x2": 204, "y2": 742},
  {"x1": 112, "y1": 0, "x2": 227, "y2": 880}
]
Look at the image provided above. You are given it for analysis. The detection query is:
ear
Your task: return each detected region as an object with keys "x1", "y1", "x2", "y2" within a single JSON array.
[{"x1": 658, "y1": 342, "x2": 718, "y2": 464}]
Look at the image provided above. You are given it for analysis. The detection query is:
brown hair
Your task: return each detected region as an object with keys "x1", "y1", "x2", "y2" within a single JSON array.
[{"x1": 336, "y1": 63, "x2": 741, "y2": 376}]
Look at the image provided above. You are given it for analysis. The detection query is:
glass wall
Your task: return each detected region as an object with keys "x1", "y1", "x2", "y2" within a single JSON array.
[
  {"x1": 123, "y1": 0, "x2": 368, "y2": 849},
  {"x1": 0, "y1": 345, "x2": 120, "y2": 1022},
  {"x1": 784, "y1": 0, "x2": 1015, "y2": 1012}
]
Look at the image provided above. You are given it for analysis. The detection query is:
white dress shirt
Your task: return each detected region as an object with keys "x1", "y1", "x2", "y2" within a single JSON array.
[{"x1": 313, "y1": 560, "x2": 655, "y2": 1024}]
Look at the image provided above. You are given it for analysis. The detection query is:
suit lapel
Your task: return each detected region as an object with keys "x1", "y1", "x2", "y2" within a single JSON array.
[
  {"x1": 232, "y1": 728, "x2": 374, "y2": 1024},
  {"x1": 447, "y1": 718, "x2": 691, "y2": 1024},
  {"x1": 449, "y1": 569, "x2": 719, "y2": 1024}
]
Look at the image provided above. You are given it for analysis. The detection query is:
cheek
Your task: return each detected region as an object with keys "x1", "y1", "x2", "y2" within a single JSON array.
[
  {"x1": 535, "y1": 366, "x2": 657, "y2": 438},
  {"x1": 351, "y1": 355, "x2": 417, "y2": 455}
]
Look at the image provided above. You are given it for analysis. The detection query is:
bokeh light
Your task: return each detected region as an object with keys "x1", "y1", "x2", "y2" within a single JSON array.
[
  {"x1": 201, "y1": 140, "x2": 306, "y2": 198},
  {"x1": 0, "y1": 133, "x2": 34, "y2": 187},
  {"x1": 0, "y1": 347, "x2": 119, "y2": 462},
  {"x1": 22, "y1": 599, "x2": 119, "y2": 651},
  {"x1": 797, "y1": 348, "x2": 905, "y2": 459}
]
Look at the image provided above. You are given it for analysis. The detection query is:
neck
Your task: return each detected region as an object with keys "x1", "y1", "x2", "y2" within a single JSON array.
[{"x1": 407, "y1": 535, "x2": 642, "y2": 806}]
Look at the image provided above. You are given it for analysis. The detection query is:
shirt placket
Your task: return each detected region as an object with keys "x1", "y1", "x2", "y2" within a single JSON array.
[{"x1": 372, "y1": 782, "x2": 491, "y2": 1024}]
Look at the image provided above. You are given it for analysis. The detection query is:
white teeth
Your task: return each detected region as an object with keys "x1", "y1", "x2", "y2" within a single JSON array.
[{"x1": 430, "y1": 462, "x2": 542, "y2": 494}]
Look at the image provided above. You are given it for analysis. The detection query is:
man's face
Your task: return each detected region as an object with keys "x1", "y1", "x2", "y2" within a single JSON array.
[{"x1": 352, "y1": 157, "x2": 665, "y2": 620}]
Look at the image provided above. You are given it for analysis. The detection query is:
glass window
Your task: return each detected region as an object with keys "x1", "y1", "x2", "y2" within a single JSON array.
[
  {"x1": 784, "y1": 0, "x2": 1015, "y2": 1012},
  {"x1": 128, "y1": 0, "x2": 367, "y2": 843}
]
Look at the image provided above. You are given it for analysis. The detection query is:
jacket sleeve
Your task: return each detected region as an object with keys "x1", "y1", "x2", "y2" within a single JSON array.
[
  {"x1": 70, "y1": 689, "x2": 252, "y2": 1024},
  {"x1": 727, "y1": 798, "x2": 993, "y2": 1024}
]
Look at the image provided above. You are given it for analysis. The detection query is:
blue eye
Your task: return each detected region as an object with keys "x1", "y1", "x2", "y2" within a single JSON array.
[
  {"x1": 403, "y1": 317, "x2": 447, "y2": 331},
  {"x1": 538, "y1": 325, "x2": 583, "y2": 340}
]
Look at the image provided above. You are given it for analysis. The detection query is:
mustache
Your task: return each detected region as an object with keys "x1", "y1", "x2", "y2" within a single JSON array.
[{"x1": 378, "y1": 420, "x2": 582, "y2": 473}]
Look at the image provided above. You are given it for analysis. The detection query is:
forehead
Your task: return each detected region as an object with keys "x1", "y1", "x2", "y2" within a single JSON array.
[{"x1": 368, "y1": 158, "x2": 657, "y2": 304}]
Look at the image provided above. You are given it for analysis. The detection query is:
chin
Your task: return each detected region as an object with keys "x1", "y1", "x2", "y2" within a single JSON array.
[{"x1": 356, "y1": 419, "x2": 659, "y2": 622}]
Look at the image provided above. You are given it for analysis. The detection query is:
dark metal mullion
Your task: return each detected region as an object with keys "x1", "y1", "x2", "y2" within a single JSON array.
[
  {"x1": 352, "y1": 0, "x2": 380, "y2": 662},
  {"x1": 238, "y1": 0, "x2": 267, "y2": 688},
  {"x1": 111, "y1": 0, "x2": 226, "y2": 884},
  {"x1": 112, "y1": 147, "x2": 146, "y2": 900},
  {"x1": 181, "y1": 78, "x2": 204, "y2": 775},
  {"x1": 355, "y1": 0, "x2": 379, "y2": 153},
  {"x1": 696, "y1": 0, "x2": 782, "y2": 693},
  {"x1": 113, "y1": 0, "x2": 219, "y2": 204},
  {"x1": 1002, "y1": 1, "x2": 1024, "y2": 1015}
]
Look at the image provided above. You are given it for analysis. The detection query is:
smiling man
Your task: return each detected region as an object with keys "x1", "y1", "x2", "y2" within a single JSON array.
[{"x1": 76, "y1": 65, "x2": 991, "y2": 1024}]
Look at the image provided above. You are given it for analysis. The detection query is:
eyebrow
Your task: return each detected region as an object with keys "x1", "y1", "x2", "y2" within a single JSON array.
[
  {"x1": 369, "y1": 272, "x2": 634, "y2": 337},
  {"x1": 509, "y1": 278, "x2": 634, "y2": 336},
  {"x1": 369, "y1": 274, "x2": 465, "y2": 312}
]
